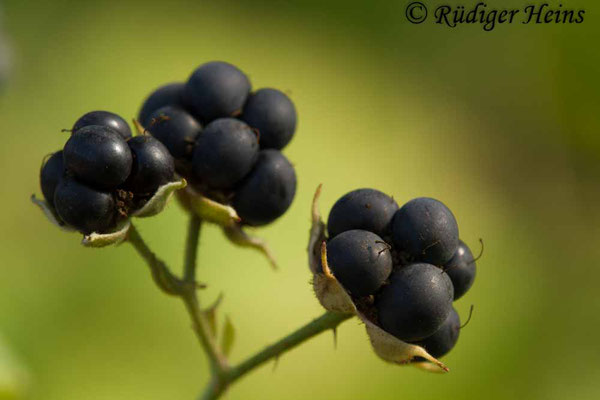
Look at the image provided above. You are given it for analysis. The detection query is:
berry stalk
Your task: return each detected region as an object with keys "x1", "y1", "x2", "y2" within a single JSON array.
[
  {"x1": 200, "y1": 310, "x2": 352, "y2": 400},
  {"x1": 181, "y1": 216, "x2": 229, "y2": 374},
  {"x1": 128, "y1": 217, "x2": 352, "y2": 400}
]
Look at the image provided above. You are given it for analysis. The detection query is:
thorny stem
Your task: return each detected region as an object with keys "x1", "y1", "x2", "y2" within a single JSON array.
[
  {"x1": 128, "y1": 218, "x2": 353, "y2": 400},
  {"x1": 199, "y1": 311, "x2": 352, "y2": 400}
]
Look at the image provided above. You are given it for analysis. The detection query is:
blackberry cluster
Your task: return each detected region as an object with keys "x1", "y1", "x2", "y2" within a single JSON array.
[
  {"x1": 325, "y1": 189, "x2": 477, "y2": 359},
  {"x1": 138, "y1": 61, "x2": 297, "y2": 226},
  {"x1": 39, "y1": 111, "x2": 175, "y2": 234}
]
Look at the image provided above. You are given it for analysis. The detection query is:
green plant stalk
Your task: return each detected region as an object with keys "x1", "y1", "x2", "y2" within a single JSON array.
[
  {"x1": 181, "y1": 215, "x2": 229, "y2": 373},
  {"x1": 200, "y1": 310, "x2": 352, "y2": 400},
  {"x1": 128, "y1": 218, "x2": 353, "y2": 400}
]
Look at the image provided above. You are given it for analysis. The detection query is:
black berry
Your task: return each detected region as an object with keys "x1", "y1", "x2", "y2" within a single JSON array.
[
  {"x1": 72, "y1": 111, "x2": 132, "y2": 139},
  {"x1": 241, "y1": 88, "x2": 297, "y2": 150},
  {"x1": 232, "y1": 150, "x2": 296, "y2": 226},
  {"x1": 444, "y1": 240, "x2": 477, "y2": 300},
  {"x1": 376, "y1": 263, "x2": 454, "y2": 341},
  {"x1": 54, "y1": 177, "x2": 116, "y2": 234},
  {"x1": 63, "y1": 125, "x2": 132, "y2": 189},
  {"x1": 411, "y1": 307, "x2": 460, "y2": 358},
  {"x1": 40, "y1": 150, "x2": 64, "y2": 207},
  {"x1": 326, "y1": 229, "x2": 392, "y2": 296},
  {"x1": 184, "y1": 61, "x2": 251, "y2": 123},
  {"x1": 126, "y1": 135, "x2": 175, "y2": 196},
  {"x1": 327, "y1": 188, "x2": 398, "y2": 239},
  {"x1": 192, "y1": 118, "x2": 258, "y2": 189},
  {"x1": 146, "y1": 106, "x2": 202, "y2": 163},
  {"x1": 138, "y1": 82, "x2": 187, "y2": 127},
  {"x1": 391, "y1": 197, "x2": 459, "y2": 265}
]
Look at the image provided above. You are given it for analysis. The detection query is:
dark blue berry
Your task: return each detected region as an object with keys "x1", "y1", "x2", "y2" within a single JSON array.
[
  {"x1": 73, "y1": 111, "x2": 132, "y2": 139},
  {"x1": 391, "y1": 197, "x2": 459, "y2": 265},
  {"x1": 40, "y1": 150, "x2": 64, "y2": 207},
  {"x1": 184, "y1": 61, "x2": 251, "y2": 123},
  {"x1": 411, "y1": 307, "x2": 460, "y2": 358},
  {"x1": 146, "y1": 106, "x2": 202, "y2": 163},
  {"x1": 444, "y1": 240, "x2": 477, "y2": 300},
  {"x1": 241, "y1": 88, "x2": 297, "y2": 150},
  {"x1": 376, "y1": 263, "x2": 454, "y2": 341},
  {"x1": 54, "y1": 177, "x2": 116, "y2": 234},
  {"x1": 126, "y1": 136, "x2": 175, "y2": 195},
  {"x1": 327, "y1": 188, "x2": 398, "y2": 239},
  {"x1": 63, "y1": 125, "x2": 132, "y2": 189},
  {"x1": 138, "y1": 82, "x2": 186, "y2": 127},
  {"x1": 326, "y1": 230, "x2": 392, "y2": 296},
  {"x1": 191, "y1": 118, "x2": 258, "y2": 189},
  {"x1": 232, "y1": 150, "x2": 296, "y2": 226}
]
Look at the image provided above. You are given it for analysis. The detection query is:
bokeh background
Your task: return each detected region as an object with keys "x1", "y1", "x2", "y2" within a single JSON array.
[{"x1": 1, "y1": 0, "x2": 599, "y2": 399}]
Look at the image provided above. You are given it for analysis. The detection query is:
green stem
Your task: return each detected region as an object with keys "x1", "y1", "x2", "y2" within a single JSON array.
[
  {"x1": 127, "y1": 224, "x2": 181, "y2": 295},
  {"x1": 179, "y1": 216, "x2": 228, "y2": 373},
  {"x1": 128, "y1": 220, "x2": 228, "y2": 374},
  {"x1": 184, "y1": 215, "x2": 202, "y2": 283},
  {"x1": 182, "y1": 292, "x2": 229, "y2": 374},
  {"x1": 200, "y1": 311, "x2": 353, "y2": 400},
  {"x1": 128, "y1": 219, "x2": 353, "y2": 400}
]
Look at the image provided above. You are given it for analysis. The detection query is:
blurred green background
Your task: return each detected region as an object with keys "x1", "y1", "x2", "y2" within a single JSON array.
[{"x1": 1, "y1": 0, "x2": 599, "y2": 398}]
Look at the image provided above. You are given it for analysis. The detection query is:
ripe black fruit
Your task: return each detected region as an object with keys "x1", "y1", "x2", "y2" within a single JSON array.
[
  {"x1": 40, "y1": 150, "x2": 64, "y2": 207},
  {"x1": 54, "y1": 177, "x2": 116, "y2": 234},
  {"x1": 326, "y1": 229, "x2": 392, "y2": 296},
  {"x1": 444, "y1": 240, "x2": 477, "y2": 300},
  {"x1": 391, "y1": 197, "x2": 459, "y2": 265},
  {"x1": 192, "y1": 118, "x2": 258, "y2": 189},
  {"x1": 147, "y1": 106, "x2": 202, "y2": 162},
  {"x1": 376, "y1": 263, "x2": 454, "y2": 341},
  {"x1": 411, "y1": 307, "x2": 460, "y2": 358},
  {"x1": 327, "y1": 188, "x2": 399, "y2": 239},
  {"x1": 184, "y1": 61, "x2": 251, "y2": 123},
  {"x1": 63, "y1": 125, "x2": 132, "y2": 189},
  {"x1": 72, "y1": 110, "x2": 132, "y2": 139},
  {"x1": 241, "y1": 88, "x2": 297, "y2": 150},
  {"x1": 138, "y1": 82, "x2": 186, "y2": 127},
  {"x1": 232, "y1": 150, "x2": 296, "y2": 226},
  {"x1": 126, "y1": 135, "x2": 175, "y2": 195}
]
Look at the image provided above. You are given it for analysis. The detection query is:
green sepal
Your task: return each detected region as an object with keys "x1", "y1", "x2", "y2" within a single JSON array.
[
  {"x1": 223, "y1": 223, "x2": 278, "y2": 269},
  {"x1": 81, "y1": 221, "x2": 131, "y2": 248},
  {"x1": 178, "y1": 187, "x2": 240, "y2": 226},
  {"x1": 133, "y1": 179, "x2": 187, "y2": 218}
]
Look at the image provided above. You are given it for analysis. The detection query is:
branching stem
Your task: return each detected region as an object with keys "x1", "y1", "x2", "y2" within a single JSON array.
[{"x1": 127, "y1": 218, "x2": 353, "y2": 400}]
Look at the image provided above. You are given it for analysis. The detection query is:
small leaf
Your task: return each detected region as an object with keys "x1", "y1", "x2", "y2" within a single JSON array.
[
  {"x1": 81, "y1": 221, "x2": 131, "y2": 248},
  {"x1": 178, "y1": 187, "x2": 240, "y2": 226},
  {"x1": 221, "y1": 316, "x2": 236, "y2": 357},
  {"x1": 202, "y1": 294, "x2": 224, "y2": 338},
  {"x1": 223, "y1": 223, "x2": 278, "y2": 269},
  {"x1": 133, "y1": 179, "x2": 187, "y2": 218},
  {"x1": 30, "y1": 195, "x2": 75, "y2": 232}
]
